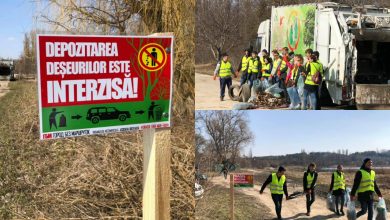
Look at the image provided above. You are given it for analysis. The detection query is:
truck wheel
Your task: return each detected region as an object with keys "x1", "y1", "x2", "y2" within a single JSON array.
[
  {"x1": 241, "y1": 84, "x2": 251, "y2": 102},
  {"x1": 228, "y1": 84, "x2": 242, "y2": 101},
  {"x1": 91, "y1": 116, "x2": 100, "y2": 124},
  {"x1": 118, "y1": 114, "x2": 127, "y2": 121}
]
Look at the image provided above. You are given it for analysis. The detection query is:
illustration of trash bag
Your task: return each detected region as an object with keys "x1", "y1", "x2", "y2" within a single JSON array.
[
  {"x1": 59, "y1": 114, "x2": 67, "y2": 127},
  {"x1": 155, "y1": 106, "x2": 163, "y2": 121}
]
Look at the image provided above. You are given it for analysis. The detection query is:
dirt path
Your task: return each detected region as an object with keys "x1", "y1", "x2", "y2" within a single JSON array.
[
  {"x1": 195, "y1": 72, "x2": 237, "y2": 110},
  {"x1": 210, "y1": 174, "x2": 348, "y2": 220},
  {"x1": 0, "y1": 81, "x2": 10, "y2": 99}
]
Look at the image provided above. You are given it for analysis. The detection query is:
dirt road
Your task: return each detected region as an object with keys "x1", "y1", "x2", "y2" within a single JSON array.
[
  {"x1": 211, "y1": 174, "x2": 348, "y2": 220},
  {"x1": 195, "y1": 72, "x2": 238, "y2": 110}
]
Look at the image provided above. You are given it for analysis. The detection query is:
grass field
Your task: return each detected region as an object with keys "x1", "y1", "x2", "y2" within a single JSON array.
[{"x1": 195, "y1": 181, "x2": 273, "y2": 220}]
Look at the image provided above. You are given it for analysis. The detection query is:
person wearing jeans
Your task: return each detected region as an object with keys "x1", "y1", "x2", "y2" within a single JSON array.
[
  {"x1": 213, "y1": 53, "x2": 236, "y2": 101},
  {"x1": 286, "y1": 54, "x2": 304, "y2": 109},
  {"x1": 302, "y1": 54, "x2": 323, "y2": 110},
  {"x1": 350, "y1": 158, "x2": 383, "y2": 220},
  {"x1": 260, "y1": 166, "x2": 289, "y2": 220}
]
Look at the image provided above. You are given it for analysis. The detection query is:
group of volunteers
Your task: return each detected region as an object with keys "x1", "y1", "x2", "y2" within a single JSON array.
[
  {"x1": 259, "y1": 158, "x2": 383, "y2": 220},
  {"x1": 213, "y1": 47, "x2": 324, "y2": 110}
]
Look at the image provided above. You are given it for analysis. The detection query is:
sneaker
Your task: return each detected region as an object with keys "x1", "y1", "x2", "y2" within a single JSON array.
[
  {"x1": 306, "y1": 212, "x2": 310, "y2": 216},
  {"x1": 293, "y1": 104, "x2": 301, "y2": 110},
  {"x1": 340, "y1": 210, "x2": 345, "y2": 216},
  {"x1": 336, "y1": 211, "x2": 340, "y2": 216},
  {"x1": 220, "y1": 97, "x2": 224, "y2": 101},
  {"x1": 288, "y1": 103, "x2": 293, "y2": 109}
]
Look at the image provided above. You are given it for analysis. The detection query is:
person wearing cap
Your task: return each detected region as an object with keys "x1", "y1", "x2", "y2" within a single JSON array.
[
  {"x1": 303, "y1": 162, "x2": 318, "y2": 216},
  {"x1": 248, "y1": 51, "x2": 261, "y2": 89},
  {"x1": 213, "y1": 53, "x2": 236, "y2": 101},
  {"x1": 237, "y1": 48, "x2": 251, "y2": 86},
  {"x1": 260, "y1": 166, "x2": 289, "y2": 220},
  {"x1": 351, "y1": 158, "x2": 383, "y2": 220},
  {"x1": 329, "y1": 164, "x2": 346, "y2": 216}
]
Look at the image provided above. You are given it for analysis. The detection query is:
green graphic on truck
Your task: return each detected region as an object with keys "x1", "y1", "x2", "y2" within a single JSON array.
[{"x1": 271, "y1": 5, "x2": 316, "y2": 54}]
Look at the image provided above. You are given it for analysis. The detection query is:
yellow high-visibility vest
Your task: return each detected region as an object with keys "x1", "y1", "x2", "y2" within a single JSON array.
[
  {"x1": 332, "y1": 172, "x2": 346, "y2": 191},
  {"x1": 262, "y1": 63, "x2": 271, "y2": 77},
  {"x1": 260, "y1": 56, "x2": 266, "y2": 66},
  {"x1": 241, "y1": 56, "x2": 249, "y2": 72},
  {"x1": 305, "y1": 61, "x2": 323, "y2": 85},
  {"x1": 248, "y1": 58, "x2": 259, "y2": 74},
  {"x1": 270, "y1": 173, "x2": 286, "y2": 195},
  {"x1": 306, "y1": 172, "x2": 315, "y2": 188},
  {"x1": 357, "y1": 169, "x2": 375, "y2": 193},
  {"x1": 272, "y1": 59, "x2": 286, "y2": 75},
  {"x1": 219, "y1": 61, "x2": 233, "y2": 78}
]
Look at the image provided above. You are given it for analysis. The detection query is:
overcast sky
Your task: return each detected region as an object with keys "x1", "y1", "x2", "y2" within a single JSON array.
[
  {"x1": 0, "y1": 0, "x2": 34, "y2": 59},
  {"x1": 244, "y1": 111, "x2": 390, "y2": 156}
]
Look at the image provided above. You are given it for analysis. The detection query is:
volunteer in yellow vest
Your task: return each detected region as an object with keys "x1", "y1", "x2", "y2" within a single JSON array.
[
  {"x1": 213, "y1": 53, "x2": 236, "y2": 101},
  {"x1": 303, "y1": 163, "x2": 318, "y2": 216},
  {"x1": 351, "y1": 158, "x2": 383, "y2": 220},
  {"x1": 260, "y1": 49, "x2": 270, "y2": 67},
  {"x1": 301, "y1": 54, "x2": 323, "y2": 110},
  {"x1": 248, "y1": 51, "x2": 261, "y2": 89},
  {"x1": 260, "y1": 166, "x2": 289, "y2": 220},
  {"x1": 237, "y1": 48, "x2": 251, "y2": 86},
  {"x1": 329, "y1": 164, "x2": 346, "y2": 216},
  {"x1": 271, "y1": 50, "x2": 289, "y2": 105}
]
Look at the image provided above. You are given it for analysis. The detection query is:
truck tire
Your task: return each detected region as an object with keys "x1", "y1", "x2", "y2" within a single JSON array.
[
  {"x1": 241, "y1": 84, "x2": 251, "y2": 102},
  {"x1": 228, "y1": 84, "x2": 242, "y2": 101}
]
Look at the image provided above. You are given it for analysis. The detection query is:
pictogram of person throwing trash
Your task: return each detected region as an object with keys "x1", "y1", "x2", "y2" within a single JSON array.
[{"x1": 49, "y1": 108, "x2": 64, "y2": 129}]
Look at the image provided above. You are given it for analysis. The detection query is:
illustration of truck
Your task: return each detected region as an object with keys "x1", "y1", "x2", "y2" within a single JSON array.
[
  {"x1": 86, "y1": 107, "x2": 131, "y2": 124},
  {"x1": 255, "y1": 2, "x2": 390, "y2": 109}
]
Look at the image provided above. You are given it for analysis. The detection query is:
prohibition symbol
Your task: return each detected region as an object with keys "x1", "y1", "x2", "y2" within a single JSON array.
[{"x1": 138, "y1": 43, "x2": 167, "y2": 72}]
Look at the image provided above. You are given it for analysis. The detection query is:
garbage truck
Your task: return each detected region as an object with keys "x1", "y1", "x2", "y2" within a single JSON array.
[{"x1": 255, "y1": 2, "x2": 390, "y2": 109}]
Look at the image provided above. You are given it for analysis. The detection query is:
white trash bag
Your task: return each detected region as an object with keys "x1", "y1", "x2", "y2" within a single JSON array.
[
  {"x1": 344, "y1": 187, "x2": 351, "y2": 207},
  {"x1": 347, "y1": 201, "x2": 357, "y2": 220},
  {"x1": 327, "y1": 193, "x2": 336, "y2": 212},
  {"x1": 297, "y1": 75, "x2": 305, "y2": 96},
  {"x1": 264, "y1": 83, "x2": 283, "y2": 97},
  {"x1": 374, "y1": 198, "x2": 388, "y2": 220}
]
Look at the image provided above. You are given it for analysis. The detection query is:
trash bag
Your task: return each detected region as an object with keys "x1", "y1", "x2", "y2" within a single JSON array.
[
  {"x1": 297, "y1": 75, "x2": 305, "y2": 96},
  {"x1": 249, "y1": 80, "x2": 261, "y2": 102},
  {"x1": 260, "y1": 79, "x2": 271, "y2": 91},
  {"x1": 327, "y1": 193, "x2": 336, "y2": 212},
  {"x1": 344, "y1": 187, "x2": 351, "y2": 207},
  {"x1": 374, "y1": 198, "x2": 387, "y2": 220},
  {"x1": 265, "y1": 83, "x2": 283, "y2": 95},
  {"x1": 347, "y1": 201, "x2": 357, "y2": 220},
  {"x1": 232, "y1": 103, "x2": 255, "y2": 110}
]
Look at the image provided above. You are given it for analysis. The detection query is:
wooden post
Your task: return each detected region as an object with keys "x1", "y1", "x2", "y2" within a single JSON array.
[
  {"x1": 230, "y1": 173, "x2": 234, "y2": 220},
  {"x1": 143, "y1": 128, "x2": 171, "y2": 220}
]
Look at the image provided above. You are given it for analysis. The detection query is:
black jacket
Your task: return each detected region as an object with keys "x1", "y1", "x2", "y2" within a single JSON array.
[
  {"x1": 350, "y1": 167, "x2": 382, "y2": 200},
  {"x1": 303, "y1": 171, "x2": 318, "y2": 191},
  {"x1": 260, "y1": 174, "x2": 288, "y2": 197}
]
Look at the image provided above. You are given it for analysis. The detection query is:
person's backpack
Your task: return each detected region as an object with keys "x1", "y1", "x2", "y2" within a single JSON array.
[{"x1": 311, "y1": 63, "x2": 322, "y2": 84}]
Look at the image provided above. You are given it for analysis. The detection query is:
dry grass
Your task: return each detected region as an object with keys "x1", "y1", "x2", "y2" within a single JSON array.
[{"x1": 0, "y1": 79, "x2": 193, "y2": 220}]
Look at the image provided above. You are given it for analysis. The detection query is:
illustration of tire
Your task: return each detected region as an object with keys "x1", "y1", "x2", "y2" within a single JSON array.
[
  {"x1": 91, "y1": 116, "x2": 100, "y2": 124},
  {"x1": 118, "y1": 114, "x2": 127, "y2": 121}
]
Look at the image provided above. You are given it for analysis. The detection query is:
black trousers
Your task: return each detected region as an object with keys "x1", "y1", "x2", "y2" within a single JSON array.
[
  {"x1": 357, "y1": 197, "x2": 374, "y2": 220},
  {"x1": 306, "y1": 190, "x2": 315, "y2": 213},
  {"x1": 333, "y1": 189, "x2": 345, "y2": 212},
  {"x1": 271, "y1": 194, "x2": 283, "y2": 219}
]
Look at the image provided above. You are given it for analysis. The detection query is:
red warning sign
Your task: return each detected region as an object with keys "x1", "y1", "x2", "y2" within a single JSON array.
[{"x1": 138, "y1": 43, "x2": 167, "y2": 72}]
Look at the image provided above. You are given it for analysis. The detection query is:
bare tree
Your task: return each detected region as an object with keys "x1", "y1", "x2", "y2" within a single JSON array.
[{"x1": 196, "y1": 111, "x2": 253, "y2": 164}]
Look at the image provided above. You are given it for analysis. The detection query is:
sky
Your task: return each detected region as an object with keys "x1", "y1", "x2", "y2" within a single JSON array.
[
  {"x1": 0, "y1": 0, "x2": 35, "y2": 59},
  {"x1": 243, "y1": 111, "x2": 390, "y2": 156}
]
